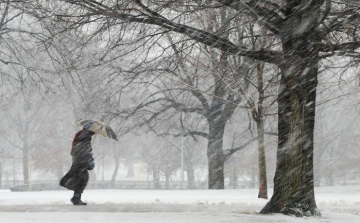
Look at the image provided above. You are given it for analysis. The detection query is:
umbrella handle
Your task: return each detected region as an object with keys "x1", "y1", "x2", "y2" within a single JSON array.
[{"x1": 92, "y1": 133, "x2": 97, "y2": 146}]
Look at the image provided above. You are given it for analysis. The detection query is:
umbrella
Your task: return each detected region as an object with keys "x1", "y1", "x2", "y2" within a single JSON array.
[{"x1": 75, "y1": 119, "x2": 118, "y2": 141}]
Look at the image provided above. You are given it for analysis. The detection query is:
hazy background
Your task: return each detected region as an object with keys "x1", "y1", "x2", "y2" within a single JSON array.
[{"x1": 0, "y1": 1, "x2": 359, "y2": 192}]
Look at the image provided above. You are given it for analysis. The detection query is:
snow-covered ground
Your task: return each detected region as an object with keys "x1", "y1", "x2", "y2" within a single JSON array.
[{"x1": 0, "y1": 186, "x2": 359, "y2": 222}]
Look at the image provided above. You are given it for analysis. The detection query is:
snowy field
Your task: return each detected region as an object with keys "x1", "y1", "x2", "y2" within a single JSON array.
[{"x1": 0, "y1": 186, "x2": 360, "y2": 223}]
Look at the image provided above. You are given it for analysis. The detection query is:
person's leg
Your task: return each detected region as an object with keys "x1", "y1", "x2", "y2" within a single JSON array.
[
  {"x1": 70, "y1": 156, "x2": 90, "y2": 205},
  {"x1": 71, "y1": 168, "x2": 89, "y2": 205},
  {"x1": 71, "y1": 191, "x2": 87, "y2": 205}
]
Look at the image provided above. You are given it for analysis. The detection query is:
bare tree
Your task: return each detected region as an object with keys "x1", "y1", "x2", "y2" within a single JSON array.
[
  {"x1": 26, "y1": 0, "x2": 360, "y2": 216},
  {"x1": 22, "y1": 1, "x2": 259, "y2": 190},
  {"x1": 137, "y1": 133, "x2": 181, "y2": 189},
  {"x1": 117, "y1": 47, "x2": 255, "y2": 190},
  {"x1": 235, "y1": 23, "x2": 279, "y2": 199},
  {"x1": 31, "y1": 100, "x2": 77, "y2": 181},
  {"x1": 0, "y1": 90, "x2": 49, "y2": 185}
]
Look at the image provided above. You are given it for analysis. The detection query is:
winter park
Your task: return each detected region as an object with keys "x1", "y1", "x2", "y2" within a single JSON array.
[{"x1": 0, "y1": 1, "x2": 360, "y2": 223}]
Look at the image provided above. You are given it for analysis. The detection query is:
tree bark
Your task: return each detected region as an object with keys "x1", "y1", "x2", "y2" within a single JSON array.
[
  {"x1": 255, "y1": 62, "x2": 268, "y2": 199},
  {"x1": 261, "y1": 51, "x2": 320, "y2": 216},
  {"x1": 207, "y1": 122, "x2": 226, "y2": 189},
  {"x1": 256, "y1": 119, "x2": 268, "y2": 199}
]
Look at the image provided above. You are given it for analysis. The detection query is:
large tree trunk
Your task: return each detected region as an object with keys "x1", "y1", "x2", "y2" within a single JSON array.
[
  {"x1": 255, "y1": 61, "x2": 268, "y2": 199},
  {"x1": 207, "y1": 122, "x2": 226, "y2": 189},
  {"x1": 261, "y1": 52, "x2": 320, "y2": 216},
  {"x1": 256, "y1": 119, "x2": 267, "y2": 199}
]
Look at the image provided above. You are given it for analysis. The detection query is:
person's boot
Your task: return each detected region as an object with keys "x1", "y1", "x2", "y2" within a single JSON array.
[{"x1": 71, "y1": 192, "x2": 87, "y2": 205}]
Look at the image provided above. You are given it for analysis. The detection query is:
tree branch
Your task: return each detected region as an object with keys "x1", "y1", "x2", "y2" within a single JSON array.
[
  {"x1": 224, "y1": 136, "x2": 258, "y2": 161},
  {"x1": 216, "y1": 0, "x2": 284, "y2": 35},
  {"x1": 224, "y1": 131, "x2": 277, "y2": 160},
  {"x1": 62, "y1": 0, "x2": 283, "y2": 64},
  {"x1": 316, "y1": 41, "x2": 360, "y2": 52},
  {"x1": 154, "y1": 130, "x2": 209, "y2": 140},
  {"x1": 318, "y1": 9, "x2": 360, "y2": 39}
]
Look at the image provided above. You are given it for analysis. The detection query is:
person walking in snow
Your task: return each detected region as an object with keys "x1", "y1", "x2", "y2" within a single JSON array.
[{"x1": 60, "y1": 128, "x2": 95, "y2": 205}]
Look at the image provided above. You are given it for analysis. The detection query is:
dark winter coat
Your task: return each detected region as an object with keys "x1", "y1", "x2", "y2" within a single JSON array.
[{"x1": 60, "y1": 129, "x2": 95, "y2": 193}]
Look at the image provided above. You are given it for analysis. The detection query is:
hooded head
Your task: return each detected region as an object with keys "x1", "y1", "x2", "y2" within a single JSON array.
[{"x1": 72, "y1": 128, "x2": 95, "y2": 147}]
